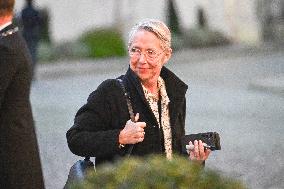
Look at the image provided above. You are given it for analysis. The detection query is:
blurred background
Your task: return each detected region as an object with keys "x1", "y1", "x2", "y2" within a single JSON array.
[
  {"x1": 13, "y1": 0, "x2": 284, "y2": 189},
  {"x1": 14, "y1": 0, "x2": 284, "y2": 61}
]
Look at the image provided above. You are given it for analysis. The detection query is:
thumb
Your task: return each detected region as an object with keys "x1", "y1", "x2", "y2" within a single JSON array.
[{"x1": 134, "y1": 113, "x2": 139, "y2": 122}]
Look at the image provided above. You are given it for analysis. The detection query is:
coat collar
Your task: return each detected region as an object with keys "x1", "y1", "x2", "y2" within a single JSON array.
[
  {"x1": 160, "y1": 66, "x2": 188, "y2": 100},
  {"x1": 0, "y1": 21, "x2": 12, "y2": 32},
  {"x1": 124, "y1": 66, "x2": 188, "y2": 126},
  {"x1": 0, "y1": 23, "x2": 18, "y2": 38},
  {"x1": 125, "y1": 66, "x2": 188, "y2": 101},
  {"x1": 159, "y1": 67, "x2": 188, "y2": 131}
]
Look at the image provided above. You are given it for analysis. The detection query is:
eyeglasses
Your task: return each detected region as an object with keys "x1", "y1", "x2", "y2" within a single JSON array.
[{"x1": 128, "y1": 47, "x2": 164, "y2": 62}]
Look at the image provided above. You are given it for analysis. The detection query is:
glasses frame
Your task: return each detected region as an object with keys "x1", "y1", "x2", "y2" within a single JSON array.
[{"x1": 128, "y1": 47, "x2": 165, "y2": 62}]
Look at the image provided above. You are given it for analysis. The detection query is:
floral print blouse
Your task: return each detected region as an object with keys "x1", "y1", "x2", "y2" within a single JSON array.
[{"x1": 142, "y1": 76, "x2": 172, "y2": 159}]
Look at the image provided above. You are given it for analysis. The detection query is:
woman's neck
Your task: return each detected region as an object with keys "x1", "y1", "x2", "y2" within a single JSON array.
[{"x1": 141, "y1": 79, "x2": 159, "y2": 95}]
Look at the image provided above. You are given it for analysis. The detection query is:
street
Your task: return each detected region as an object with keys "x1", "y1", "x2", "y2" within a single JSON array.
[{"x1": 31, "y1": 46, "x2": 284, "y2": 189}]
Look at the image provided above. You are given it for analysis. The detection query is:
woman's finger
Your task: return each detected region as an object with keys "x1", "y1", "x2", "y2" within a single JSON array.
[
  {"x1": 198, "y1": 140, "x2": 205, "y2": 159},
  {"x1": 194, "y1": 140, "x2": 200, "y2": 158},
  {"x1": 135, "y1": 113, "x2": 139, "y2": 122}
]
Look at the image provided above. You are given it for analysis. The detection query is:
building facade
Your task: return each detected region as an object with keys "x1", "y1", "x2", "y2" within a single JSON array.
[{"x1": 15, "y1": 0, "x2": 283, "y2": 45}]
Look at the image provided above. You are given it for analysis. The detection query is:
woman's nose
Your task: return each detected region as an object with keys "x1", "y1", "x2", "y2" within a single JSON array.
[{"x1": 138, "y1": 52, "x2": 147, "y2": 63}]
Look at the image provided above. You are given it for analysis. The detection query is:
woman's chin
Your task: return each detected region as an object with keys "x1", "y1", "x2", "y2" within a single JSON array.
[
  {"x1": 138, "y1": 76, "x2": 148, "y2": 82},
  {"x1": 136, "y1": 70, "x2": 148, "y2": 79}
]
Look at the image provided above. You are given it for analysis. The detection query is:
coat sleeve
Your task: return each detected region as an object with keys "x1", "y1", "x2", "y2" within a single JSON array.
[
  {"x1": 66, "y1": 80, "x2": 127, "y2": 158},
  {"x1": 0, "y1": 46, "x2": 17, "y2": 108}
]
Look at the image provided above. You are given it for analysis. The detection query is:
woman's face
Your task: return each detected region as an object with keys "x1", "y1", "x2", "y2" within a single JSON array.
[{"x1": 129, "y1": 30, "x2": 171, "y2": 85}]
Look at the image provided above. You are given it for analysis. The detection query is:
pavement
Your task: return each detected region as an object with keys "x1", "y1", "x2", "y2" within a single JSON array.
[
  {"x1": 37, "y1": 44, "x2": 284, "y2": 97},
  {"x1": 249, "y1": 75, "x2": 284, "y2": 96}
]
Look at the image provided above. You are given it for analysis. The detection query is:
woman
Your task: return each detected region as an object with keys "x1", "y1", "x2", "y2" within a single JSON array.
[{"x1": 66, "y1": 19, "x2": 210, "y2": 166}]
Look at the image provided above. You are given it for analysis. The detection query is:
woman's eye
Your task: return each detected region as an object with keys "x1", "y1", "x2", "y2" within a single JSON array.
[
  {"x1": 131, "y1": 48, "x2": 141, "y2": 53},
  {"x1": 130, "y1": 48, "x2": 137, "y2": 52},
  {"x1": 147, "y1": 50, "x2": 155, "y2": 55}
]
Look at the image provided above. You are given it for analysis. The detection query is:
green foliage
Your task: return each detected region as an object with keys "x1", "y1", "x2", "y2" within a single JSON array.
[
  {"x1": 37, "y1": 42, "x2": 56, "y2": 62},
  {"x1": 71, "y1": 155, "x2": 246, "y2": 189},
  {"x1": 80, "y1": 28, "x2": 127, "y2": 58},
  {"x1": 184, "y1": 28, "x2": 231, "y2": 48},
  {"x1": 39, "y1": 8, "x2": 51, "y2": 44}
]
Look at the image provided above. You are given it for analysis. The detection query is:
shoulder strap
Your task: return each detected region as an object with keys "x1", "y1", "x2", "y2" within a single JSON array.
[
  {"x1": 117, "y1": 78, "x2": 135, "y2": 122},
  {"x1": 117, "y1": 78, "x2": 135, "y2": 156}
]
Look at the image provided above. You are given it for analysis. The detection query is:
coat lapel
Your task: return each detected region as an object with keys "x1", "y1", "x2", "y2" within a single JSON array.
[
  {"x1": 160, "y1": 67, "x2": 188, "y2": 138},
  {"x1": 124, "y1": 66, "x2": 188, "y2": 128},
  {"x1": 125, "y1": 68, "x2": 160, "y2": 126}
]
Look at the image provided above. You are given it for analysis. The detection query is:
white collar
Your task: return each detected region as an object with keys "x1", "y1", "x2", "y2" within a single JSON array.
[{"x1": 0, "y1": 21, "x2": 12, "y2": 32}]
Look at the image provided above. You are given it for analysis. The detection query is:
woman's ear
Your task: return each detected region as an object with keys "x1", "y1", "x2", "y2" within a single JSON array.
[{"x1": 162, "y1": 48, "x2": 172, "y2": 65}]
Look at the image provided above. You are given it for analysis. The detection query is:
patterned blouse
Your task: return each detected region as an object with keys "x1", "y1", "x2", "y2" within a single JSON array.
[{"x1": 142, "y1": 76, "x2": 172, "y2": 159}]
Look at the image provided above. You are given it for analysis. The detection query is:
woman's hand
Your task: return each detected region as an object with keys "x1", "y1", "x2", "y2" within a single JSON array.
[
  {"x1": 188, "y1": 140, "x2": 211, "y2": 163},
  {"x1": 119, "y1": 113, "x2": 146, "y2": 144}
]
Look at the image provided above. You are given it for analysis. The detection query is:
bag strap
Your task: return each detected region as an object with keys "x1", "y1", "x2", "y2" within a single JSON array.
[
  {"x1": 117, "y1": 78, "x2": 135, "y2": 122},
  {"x1": 117, "y1": 78, "x2": 135, "y2": 156}
]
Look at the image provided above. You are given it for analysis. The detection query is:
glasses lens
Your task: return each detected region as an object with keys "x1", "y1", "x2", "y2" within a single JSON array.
[
  {"x1": 146, "y1": 50, "x2": 157, "y2": 59},
  {"x1": 129, "y1": 48, "x2": 164, "y2": 61}
]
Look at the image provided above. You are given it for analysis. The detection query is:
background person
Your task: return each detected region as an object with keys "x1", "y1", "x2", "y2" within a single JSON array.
[
  {"x1": 67, "y1": 19, "x2": 211, "y2": 166},
  {"x1": 21, "y1": 0, "x2": 41, "y2": 79},
  {"x1": 0, "y1": 0, "x2": 45, "y2": 188}
]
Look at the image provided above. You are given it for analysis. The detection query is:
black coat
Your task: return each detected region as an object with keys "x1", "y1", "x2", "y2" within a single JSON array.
[
  {"x1": 0, "y1": 24, "x2": 44, "y2": 189},
  {"x1": 67, "y1": 67, "x2": 188, "y2": 166}
]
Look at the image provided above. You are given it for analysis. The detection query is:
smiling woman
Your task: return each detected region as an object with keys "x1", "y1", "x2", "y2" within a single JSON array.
[
  {"x1": 66, "y1": 19, "x2": 211, "y2": 169},
  {"x1": 128, "y1": 29, "x2": 172, "y2": 89}
]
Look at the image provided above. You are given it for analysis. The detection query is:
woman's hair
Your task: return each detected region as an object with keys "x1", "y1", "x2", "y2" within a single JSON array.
[
  {"x1": 0, "y1": 0, "x2": 14, "y2": 17},
  {"x1": 128, "y1": 19, "x2": 171, "y2": 50}
]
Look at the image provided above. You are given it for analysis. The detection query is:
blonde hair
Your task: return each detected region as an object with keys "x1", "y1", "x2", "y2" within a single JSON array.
[{"x1": 128, "y1": 19, "x2": 171, "y2": 50}]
